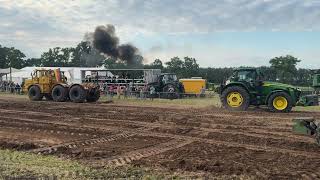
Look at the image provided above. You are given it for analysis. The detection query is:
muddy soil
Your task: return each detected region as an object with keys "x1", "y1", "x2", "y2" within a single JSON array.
[{"x1": 1, "y1": 96, "x2": 320, "y2": 178}]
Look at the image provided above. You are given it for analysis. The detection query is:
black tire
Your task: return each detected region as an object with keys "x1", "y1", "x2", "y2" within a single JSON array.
[
  {"x1": 52, "y1": 85, "x2": 68, "y2": 102},
  {"x1": 86, "y1": 88, "x2": 100, "y2": 102},
  {"x1": 163, "y1": 84, "x2": 178, "y2": 99},
  {"x1": 28, "y1": 86, "x2": 43, "y2": 101},
  {"x1": 69, "y1": 85, "x2": 86, "y2": 103},
  {"x1": 221, "y1": 86, "x2": 250, "y2": 111},
  {"x1": 268, "y1": 92, "x2": 293, "y2": 113},
  {"x1": 44, "y1": 94, "x2": 53, "y2": 101}
]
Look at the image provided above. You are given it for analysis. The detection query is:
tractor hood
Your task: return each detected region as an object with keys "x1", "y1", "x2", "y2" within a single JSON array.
[{"x1": 263, "y1": 81, "x2": 296, "y2": 89}]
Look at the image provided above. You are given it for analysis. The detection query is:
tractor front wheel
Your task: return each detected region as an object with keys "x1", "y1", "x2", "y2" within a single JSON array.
[
  {"x1": 69, "y1": 85, "x2": 86, "y2": 103},
  {"x1": 52, "y1": 85, "x2": 68, "y2": 102},
  {"x1": 221, "y1": 86, "x2": 250, "y2": 111},
  {"x1": 28, "y1": 86, "x2": 43, "y2": 101},
  {"x1": 268, "y1": 92, "x2": 293, "y2": 113}
]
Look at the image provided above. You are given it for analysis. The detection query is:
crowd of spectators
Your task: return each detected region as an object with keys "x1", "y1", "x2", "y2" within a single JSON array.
[
  {"x1": 102, "y1": 83, "x2": 152, "y2": 100},
  {"x1": 0, "y1": 81, "x2": 22, "y2": 94}
]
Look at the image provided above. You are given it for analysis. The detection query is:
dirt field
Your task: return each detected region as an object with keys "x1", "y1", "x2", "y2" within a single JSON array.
[{"x1": 1, "y1": 96, "x2": 320, "y2": 179}]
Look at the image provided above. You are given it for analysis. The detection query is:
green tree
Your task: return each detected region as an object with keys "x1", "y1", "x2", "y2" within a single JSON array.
[
  {"x1": 0, "y1": 46, "x2": 26, "y2": 69},
  {"x1": 150, "y1": 59, "x2": 164, "y2": 69},
  {"x1": 269, "y1": 55, "x2": 301, "y2": 83},
  {"x1": 41, "y1": 47, "x2": 60, "y2": 67},
  {"x1": 70, "y1": 41, "x2": 91, "y2": 67},
  {"x1": 0, "y1": 45, "x2": 6, "y2": 68},
  {"x1": 183, "y1": 56, "x2": 199, "y2": 77},
  {"x1": 24, "y1": 58, "x2": 42, "y2": 67},
  {"x1": 165, "y1": 57, "x2": 184, "y2": 78},
  {"x1": 104, "y1": 57, "x2": 127, "y2": 69}
]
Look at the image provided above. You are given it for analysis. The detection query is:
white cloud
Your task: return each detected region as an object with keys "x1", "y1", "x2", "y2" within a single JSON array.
[{"x1": 0, "y1": 0, "x2": 319, "y2": 67}]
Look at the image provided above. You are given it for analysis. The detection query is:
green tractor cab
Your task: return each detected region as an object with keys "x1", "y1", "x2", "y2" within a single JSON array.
[
  {"x1": 219, "y1": 68, "x2": 301, "y2": 113},
  {"x1": 147, "y1": 73, "x2": 184, "y2": 99}
]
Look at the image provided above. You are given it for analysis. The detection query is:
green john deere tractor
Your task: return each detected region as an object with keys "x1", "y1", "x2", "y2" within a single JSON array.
[{"x1": 219, "y1": 68, "x2": 301, "y2": 113}]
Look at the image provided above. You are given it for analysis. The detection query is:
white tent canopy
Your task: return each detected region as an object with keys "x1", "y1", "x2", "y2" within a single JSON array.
[
  {"x1": 0, "y1": 68, "x2": 20, "y2": 74},
  {"x1": 1, "y1": 67, "x2": 107, "y2": 84}
]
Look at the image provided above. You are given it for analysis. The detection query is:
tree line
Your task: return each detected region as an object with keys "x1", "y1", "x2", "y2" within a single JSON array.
[{"x1": 0, "y1": 43, "x2": 317, "y2": 86}]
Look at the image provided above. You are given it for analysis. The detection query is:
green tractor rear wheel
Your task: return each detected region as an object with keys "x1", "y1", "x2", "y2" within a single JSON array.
[
  {"x1": 268, "y1": 92, "x2": 293, "y2": 113},
  {"x1": 221, "y1": 86, "x2": 250, "y2": 111}
]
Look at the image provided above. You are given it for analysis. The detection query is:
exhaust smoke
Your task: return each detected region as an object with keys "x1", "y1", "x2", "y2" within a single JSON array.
[{"x1": 92, "y1": 25, "x2": 141, "y2": 65}]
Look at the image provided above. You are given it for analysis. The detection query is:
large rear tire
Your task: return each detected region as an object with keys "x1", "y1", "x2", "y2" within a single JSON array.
[
  {"x1": 28, "y1": 86, "x2": 43, "y2": 101},
  {"x1": 268, "y1": 92, "x2": 293, "y2": 113},
  {"x1": 52, "y1": 85, "x2": 68, "y2": 102},
  {"x1": 69, "y1": 85, "x2": 86, "y2": 103},
  {"x1": 221, "y1": 86, "x2": 250, "y2": 111},
  {"x1": 86, "y1": 88, "x2": 100, "y2": 102},
  {"x1": 163, "y1": 84, "x2": 178, "y2": 99}
]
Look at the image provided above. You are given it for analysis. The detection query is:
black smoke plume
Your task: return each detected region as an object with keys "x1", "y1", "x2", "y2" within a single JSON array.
[{"x1": 92, "y1": 25, "x2": 140, "y2": 65}]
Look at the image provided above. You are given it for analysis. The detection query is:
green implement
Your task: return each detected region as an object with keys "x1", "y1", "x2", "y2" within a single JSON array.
[{"x1": 292, "y1": 117, "x2": 320, "y2": 145}]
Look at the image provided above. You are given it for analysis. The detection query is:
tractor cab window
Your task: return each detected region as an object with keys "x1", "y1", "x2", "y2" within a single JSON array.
[
  {"x1": 31, "y1": 71, "x2": 38, "y2": 78},
  {"x1": 162, "y1": 74, "x2": 177, "y2": 84},
  {"x1": 233, "y1": 70, "x2": 256, "y2": 82}
]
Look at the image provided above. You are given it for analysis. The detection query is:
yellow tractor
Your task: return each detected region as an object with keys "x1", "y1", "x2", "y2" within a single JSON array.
[{"x1": 23, "y1": 69, "x2": 100, "y2": 103}]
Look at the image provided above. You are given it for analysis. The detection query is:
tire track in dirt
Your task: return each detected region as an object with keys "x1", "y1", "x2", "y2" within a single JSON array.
[
  {"x1": 29, "y1": 127, "x2": 153, "y2": 155},
  {"x1": 136, "y1": 131, "x2": 320, "y2": 159},
  {"x1": 1, "y1": 112, "x2": 314, "y2": 153},
  {"x1": 92, "y1": 139, "x2": 194, "y2": 167}
]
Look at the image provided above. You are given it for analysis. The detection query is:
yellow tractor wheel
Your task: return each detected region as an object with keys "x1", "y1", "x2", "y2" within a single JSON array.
[
  {"x1": 268, "y1": 92, "x2": 293, "y2": 113},
  {"x1": 227, "y1": 92, "x2": 243, "y2": 107},
  {"x1": 221, "y1": 86, "x2": 250, "y2": 111}
]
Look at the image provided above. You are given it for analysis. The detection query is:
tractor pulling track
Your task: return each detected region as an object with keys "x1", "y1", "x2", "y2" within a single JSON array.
[{"x1": 1, "y1": 97, "x2": 320, "y2": 178}]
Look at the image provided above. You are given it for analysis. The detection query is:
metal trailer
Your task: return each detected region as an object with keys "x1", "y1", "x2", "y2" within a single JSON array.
[{"x1": 80, "y1": 69, "x2": 161, "y2": 93}]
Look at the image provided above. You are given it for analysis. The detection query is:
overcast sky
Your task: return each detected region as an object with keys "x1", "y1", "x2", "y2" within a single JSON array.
[{"x1": 0, "y1": 0, "x2": 319, "y2": 68}]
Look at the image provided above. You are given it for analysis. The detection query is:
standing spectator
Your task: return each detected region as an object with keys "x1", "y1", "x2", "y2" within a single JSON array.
[
  {"x1": 149, "y1": 86, "x2": 156, "y2": 101},
  {"x1": 128, "y1": 82, "x2": 133, "y2": 97},
  {"x1": 200, "y1": 86, "x2": 206, "y2": 98},
  {"x1": 139, "y1": 88, "x2": 144, "y2": 99},
  {"x1": 103, "y1": 83, "x2": 108, "y2": 96},
  {"x1": 109, "y1": 85, "x2": 114, "y2": 98},
  {"x1": 0, "y1": 82, "x2": 4, "y2": 92},
  {"x1": 116, "y1": 85, "x2": 121, "y2": 99},
  {"x1": 15, "y1": 83, "x2": 21, "y2": 94},
  {"x1": 10, "y1": 82, "x2": 15, "y2": 93},
  {"x1": 123, "y1": 85, "x2": 128, "y2": 99},
  {"x1": 20, "y1": 81, "x2": 25, "y2": 94}
]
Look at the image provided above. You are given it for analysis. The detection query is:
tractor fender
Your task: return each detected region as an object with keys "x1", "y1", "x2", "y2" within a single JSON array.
[
  {"x1": 221, "y1": 83, "x2": 250, "y2": 95},
  {"x1": 53, "y1": 83, "x2": 69, "y2": 88},
  {"x1": 69, "y1": 83, "x2": 82, "y2": 89},
  {"x1": 27, "y1": 84, "x2": 40, "y2": 90},
  {"x1": 265, "y1": 90, "x2": 291, "y2": 104}
]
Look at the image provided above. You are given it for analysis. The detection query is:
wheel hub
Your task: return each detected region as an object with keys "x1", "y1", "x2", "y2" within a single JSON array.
[
  {"x1": 273, "y1": 96, "x2": 288, "y2": 110},
  {"x1": 227, "y1": 92, "x2": 243, "y2": 107},
  {"x1": 168, "y1": 87, "x2": 175, "y2": 93}
]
